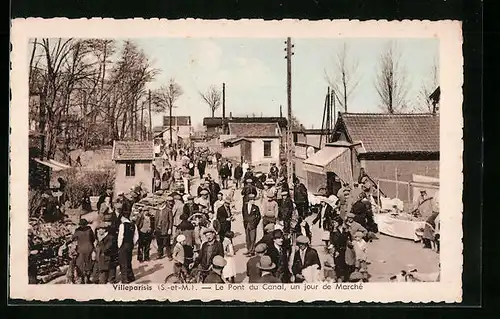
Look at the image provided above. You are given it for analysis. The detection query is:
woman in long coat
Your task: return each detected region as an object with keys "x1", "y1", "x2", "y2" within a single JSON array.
[{"x1": 72, "y1": 218, "x2": 95, "y2": 284}]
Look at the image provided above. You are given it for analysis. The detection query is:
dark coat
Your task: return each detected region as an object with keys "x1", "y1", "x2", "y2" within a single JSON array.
[
  {"x1": 209, "y1": 182, "x2": 221, "y2": 204},
  {"x1": 242, "y1": 203, "x2": 261, "y2": 230},
  {"x1": 183, "y1": 202, "x2": 200, "y2": 218},
  {"x1": 243, "y1": 171, "x2": 254, "y2": 182},
  {"x1": 234, "y1": 165, "x2": 243, "y2": 179},
  {"x1": 216, "y1": 205, "x2": 232, "y2": 237},
  {"x1": 136, "y1": 212, "x2": 156, "y2": 233},
  {"x1": 256, "y1": 273, "x2": 282, "y2": 283},
  {"x1": 246, "y1": 255, "x2": 262, "y2": 283},
  {"x1": 256, "y1": 233, "x2": 274, "y2": 248},
  {"x1": 293, "y1": 183, "x2": 309, "y2": 204},
  {"x1": 351, "y1": 200, "x2": 368, "y2": 227},
  {"x1": 196, "y1": 241, "x2": 224, "y2": 271},
  {"x1": 291, "y1": 247, "x2": 321, "y2": 276},
  {"x1": 241, "y1": 185, "x2": 257, "y2": 203},
  {"x1": 266, "y1": 243, "x2": 291, "y2": 282},
  {"x1": 155, "y1": 206, "x2": 174, "y2": 235},
  {"x1": 312, "y1": 204, "x2": 336, "y2": 231},
  {"x1": 203, "y1": 271, "x2": 225, "y2": 283},
  {"x1": 220, "y1": 163, "x2": 231, "y2": 178},
  {"x1": 72, "y1": 225, "x2": 95, "y2": 273},
  {"x1": 96, "y1": 232, "x2": 118, "y2": 271}
]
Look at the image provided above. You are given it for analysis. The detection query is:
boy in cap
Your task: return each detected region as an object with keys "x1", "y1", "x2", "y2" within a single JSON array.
[
  {"x1": 345, "y1": 212, "x2": 367, "y2": 238},
  {"x1": 261, "y1": 191, "x2": 279, "y2": 233},
  {"x1": 203, "y1": 255, "x2": 226, "y2": 284},
  {"x1": 172, "y1": 234, "x2": 187, "y2": 276},
  {"x1": 255, "y1": 256, "x2": 281, "y2": 283},
  {"x1": 246, "y1": 243, "x2": 267, "y2": 283},
  {"x1": 290, "y1": 235, "x2": 321, "y2": 283},
  {"x1": 257, "y1": 223, "x2": 276, "y2": 248},
  {"x1": 136, "y1": 208, "x2": 155, "y2": 262},
  {"x1": 352, "y1": 231, "x2": 368, "y2": 280}
]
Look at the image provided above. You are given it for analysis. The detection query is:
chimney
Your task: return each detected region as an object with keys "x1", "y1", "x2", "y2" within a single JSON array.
[
  {"x1": 279, "y1": 105, "x2": 283, "y2": 118},
  {"x1": 222, "y1": 83, "x2": 226, "y2": 119}
]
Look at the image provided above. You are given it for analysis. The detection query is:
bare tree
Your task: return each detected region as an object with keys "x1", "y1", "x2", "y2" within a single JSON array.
[
  {"x1": 325, "y1": 42, "x2": 361, "y2": 112},
  {"x1": 415, "y1": 57, "x2": 439, "y2": 113},
  {"x1": 152, "y1": 78, "x2": 184, "y2": 145},
  {"x1": 290, "y1": 115, "x2": 305, "y2": 131},
  {"x1": 199, "y1": 85, "x2": 222, "y2": 117},
  {"x1": 375, "y1": 41, "x2": 411, "y2": 113}
]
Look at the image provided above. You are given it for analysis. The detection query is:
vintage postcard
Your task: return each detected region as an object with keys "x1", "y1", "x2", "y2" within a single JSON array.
[{"x1": 10, "y1": 18, "x2": 463, "y2": 302}]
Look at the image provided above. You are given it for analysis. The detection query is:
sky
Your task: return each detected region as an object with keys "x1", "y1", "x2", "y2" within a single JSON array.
[{"x1": 125, "y1": 38, "x2": 438, "y2": 129}]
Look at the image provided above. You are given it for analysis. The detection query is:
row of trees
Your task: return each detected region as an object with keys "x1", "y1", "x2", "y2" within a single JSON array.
[
  {"x1": 325, "y1": 41, "x2": 439, "y2": 114},
  {"x1": 28, "y1": 38, "x2": 224, "y2": 160}
]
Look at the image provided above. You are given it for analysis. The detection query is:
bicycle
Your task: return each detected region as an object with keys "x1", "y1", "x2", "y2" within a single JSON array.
[{"x1": 164, "y1": 264, "x2": 209, "y2": 284}]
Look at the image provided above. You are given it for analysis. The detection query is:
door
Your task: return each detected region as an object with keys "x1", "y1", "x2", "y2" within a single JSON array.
[
  {"x1": 326, "y1": 172, "x2": 342, "y2": 197},
  {"x1": 240, "y1": 141, "x2": 252, "y2": 163}
]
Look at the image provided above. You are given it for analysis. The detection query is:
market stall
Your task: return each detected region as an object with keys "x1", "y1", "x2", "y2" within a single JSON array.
[{"x1": 374, "y1": 213, "x2": 425, "y2": 242}]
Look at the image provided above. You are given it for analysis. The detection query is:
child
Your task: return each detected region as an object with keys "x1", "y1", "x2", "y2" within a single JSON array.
[
  {"x1": 172, "y1": 234, "x2": 187, "y2": 276},
  {"x1": 222, "y1": 231, "x2": 236, "y2": 283},
  {"x1": 323, "y1": 245, "x2": 337, "y2": 282},
  {"x1": 352, "y1": 231, "x2": 368, "y2": 280}
]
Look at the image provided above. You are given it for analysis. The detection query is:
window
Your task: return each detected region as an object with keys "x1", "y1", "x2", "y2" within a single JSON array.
[
  {"x1": 125, "y1": 162, "x2": 135, "y2": 177},
  {"x1": 263, "y1": 140, "x2": 272, "y2": 157}
]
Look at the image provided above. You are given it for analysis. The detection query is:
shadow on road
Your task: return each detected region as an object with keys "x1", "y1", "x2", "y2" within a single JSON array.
[{"x1": 135, "y1": 263, "x2": 164, "y2": 281}]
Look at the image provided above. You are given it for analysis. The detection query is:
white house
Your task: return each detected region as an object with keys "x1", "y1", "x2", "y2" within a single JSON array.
[{"x1": 227, "y1": 122, "x2": 281, "y2": 167}]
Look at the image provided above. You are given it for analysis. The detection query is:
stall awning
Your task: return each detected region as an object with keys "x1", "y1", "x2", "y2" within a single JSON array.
[
  {"x1": 303, "y1": 146, "x2": 353, "y2": 184},
  {"x1": 33, "y1": 158, "x2": 70, "y2": 171}
]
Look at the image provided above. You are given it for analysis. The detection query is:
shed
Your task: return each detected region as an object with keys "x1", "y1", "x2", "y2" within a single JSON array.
[
  {"x1": 112, "y1": 141, "x2": 154, "y2": 195},
  {"x1": 329, "y1": 112, "x2": 440, "y2": 202}
]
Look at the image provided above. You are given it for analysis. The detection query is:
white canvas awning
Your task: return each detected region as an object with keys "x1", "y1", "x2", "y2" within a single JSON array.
[
  {"x1": 303, "y1": 146, "x2": 353, "y2": 184},
  {"x1": 33, "y1": 158, "x2": 70, "y2": 171}
]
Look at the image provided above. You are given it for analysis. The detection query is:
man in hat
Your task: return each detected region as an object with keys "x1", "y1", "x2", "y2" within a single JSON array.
[
  {"x1": 264, "y1": 178, "x2": 278, "y2": 198},
  {"x1": 350, "y1": 192, "x2": 370, "y2": 229},
  {"x1": 256, "y1": 256, "x2": 282, "y2": 283},
  {"x1": 171, "y1": 192, "x2": 184, "y2": 233},
  {"x1": 216, "y1": 197, "x2": 233, "y2": 242},
  {"x1": 290, "y1": 235, "x2": 321, "y2": 283},
  {"x1": 233, "y1": 162, "x2": 243, "y2": 189},
  {"x1": 97, "y1": 187, "x2": 113, "y2": 211},
  {"x1": 219, "y1": 159, "x2": 231, "y2": 189},
  {"x1": 95, "y1": 221, "x2": 118, "y2": 284},
  {"x1": 269, "y1": 163, "x2": 279, "y2": 181},
  {"x1": 183, "y1": 195, "x2": 200, "y2": 219},
  {"x1": 345, "y1": 213, "x2": 367, "y2": 238},
  {"x1": 197, "y1": 157, "x2": 207, "y2": 180},
  {"x1": 257, "y1": 223, "x2": 276, "y2": 248},
  {"x1": 293, "y1": 177, "x2": 309, "y2": 219},
  {"x1": 135, "y1": 208, "x2": 155, "y2": 262},
  {"x1": 278, "y1": 190, "x2": 294, "y2": 234},
  {"x1": 161, "y1": 167, "x2": 173, "y2": 191},
  {"x1": 246, "y1": 243, "x2": 267, "y2": 283},
  {"x1": 203, "y1": 255, "x2": 227, "y2": 284},
  {"x1": 266, "y1": 229, "x2": 291, "y2": 283},
  {"x1": 197, "y1": 189, "x2": 212, "y2": 218},
  {"x1": 194, "y1": 227, "x2": 224, "y2": 281},
  {"x1": 197, "y1": 180, "x2": 210, "y2": 198},
  {"x1": 413, "y1": 189, "x2": 437, "y2": 218},
  {"x1": 261, "y1": 191, "x2": 279, "y2": 233},
  {"x1": 154, "y1": 196, "x2": 175, "y2": 260},
  {"x1": 241, "y1": 178, "x2": 257, "y2": 205},
  {"x1": 243, "y1": 166, "x2": 254, "y2": 183},
  {"x1": 117, "y1": 210, "x2": 139, "y2": 283},
  {"x1": 242, "y1": 194, "x2": 261, "y2": 256}
]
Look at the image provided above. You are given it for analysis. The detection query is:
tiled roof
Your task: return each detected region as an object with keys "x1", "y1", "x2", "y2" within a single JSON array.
[
  {"x1": 163, "y1": 116, "x2": 191, "y2": 126},
  {"x1": 112, "y1": 141, "x2": 154, "y2": 161},
  {"x1": 203, "y1": 117, "x2": 288, "y2": 127},
  {"x1": 338, "y1": 113, "x2": 439, "y2": 153},
  {"x1": 228, "y1": 122, "x2": 281, "y2": 138}
]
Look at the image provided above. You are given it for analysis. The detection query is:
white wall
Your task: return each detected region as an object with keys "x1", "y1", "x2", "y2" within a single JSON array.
[{"x1": 250, "y1": 138, "x2": 280, "y2": 166}]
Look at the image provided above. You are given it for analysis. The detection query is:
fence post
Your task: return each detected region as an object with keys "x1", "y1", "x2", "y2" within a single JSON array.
[
  {"x1": 395, "y1": 168, "x2": 399, "y2": 199},
  {"x1": 407, "y1": 181, "x2": 411, "y2": 205}
]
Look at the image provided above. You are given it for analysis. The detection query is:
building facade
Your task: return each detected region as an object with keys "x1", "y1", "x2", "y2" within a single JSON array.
[
  {"x1": 112, "y1": 141, "x2": 154, "y2": 195},
  {"x1": 302, "y1": 113, "x2": 439, "y2": 202}
]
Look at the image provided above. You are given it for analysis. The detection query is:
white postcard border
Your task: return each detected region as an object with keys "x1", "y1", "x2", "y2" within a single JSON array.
[{"x1": 9, "y1": 18, "x2": 463, "y2": 302}]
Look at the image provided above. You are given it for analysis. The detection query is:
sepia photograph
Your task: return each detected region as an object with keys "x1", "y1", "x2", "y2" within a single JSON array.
[{"x1": 10, "y1": 19, "x2": 463, "y2": 302}]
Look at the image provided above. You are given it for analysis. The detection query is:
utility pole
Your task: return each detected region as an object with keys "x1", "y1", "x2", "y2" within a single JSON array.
[
  {"x1": 285, "y1": 37, "x2": 295, "y2": 187},
  {"x1": 169, "y1": 83, "x2": 174, "y2": 147},
  {"x1": 148, "y1": 90, "x2": 152, "y2": 141}
]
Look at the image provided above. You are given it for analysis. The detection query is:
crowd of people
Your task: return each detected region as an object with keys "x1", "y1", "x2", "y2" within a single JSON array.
[{"x1": 58, "y1": 142, "x2": 439, "y2": 285}]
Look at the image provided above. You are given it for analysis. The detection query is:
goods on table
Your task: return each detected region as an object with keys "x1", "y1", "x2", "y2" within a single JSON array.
[
  {"x1": 29, "y1": 218, "x2": 78, "y2": 282},
  {"x1": 390, "y1": 212, "x2": 426, "y2": 222},
  {"x1": 380, "y1": 197, "x2": 404, "y2": 213}
]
